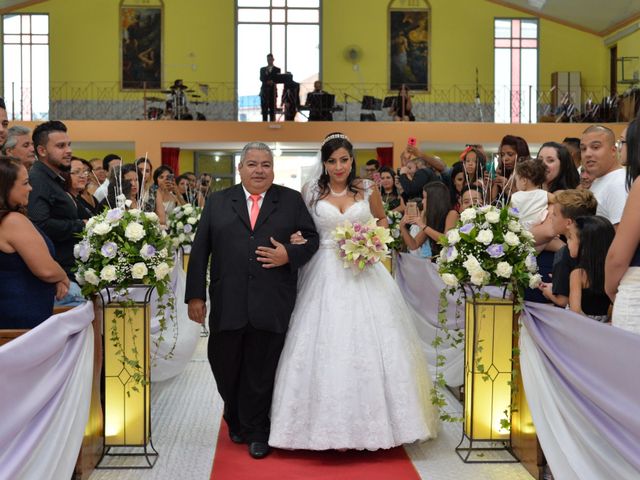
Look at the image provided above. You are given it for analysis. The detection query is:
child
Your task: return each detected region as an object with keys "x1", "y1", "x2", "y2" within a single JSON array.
[
  {"x1": 510, "y1": 158, "x2": 554, "y2": 231},
  {"x1": 539, "y1": 189, "x2": 598, "y2": 307},
  {"x1": 566, "y1": 215, "x2": 615, "y2": 321}
]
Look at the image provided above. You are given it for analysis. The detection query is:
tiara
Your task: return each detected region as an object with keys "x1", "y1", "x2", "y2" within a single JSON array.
[{"x1": 322, "y1": 133, "x2": 349, "y2": 147}]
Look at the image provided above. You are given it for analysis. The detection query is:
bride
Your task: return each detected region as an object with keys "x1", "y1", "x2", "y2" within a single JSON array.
[{"x1": 268, "y1": 132, "x2": 438, "y2": 451}]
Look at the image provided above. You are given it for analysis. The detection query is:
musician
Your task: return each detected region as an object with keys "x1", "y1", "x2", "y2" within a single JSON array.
[
  {"x1": 259, "y1": 54, "x2": 281, "y2": 122},
  {"x1": 389, "y1": 83, "x2": 415, "y2": 121},
  {"x1": 305, "y1": 81, "x2": 333, "y2": 121}
]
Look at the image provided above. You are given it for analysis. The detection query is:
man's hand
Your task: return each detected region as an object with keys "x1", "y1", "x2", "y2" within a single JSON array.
[
  {"x1": 188, "y1": 299, "x2": 206, "y2": 324},
  {"x1": 256, "y1": 237, "x2": 290, "y2": 268}
]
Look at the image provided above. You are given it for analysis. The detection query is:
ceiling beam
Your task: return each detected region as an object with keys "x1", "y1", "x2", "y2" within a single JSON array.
[{"x1": 0, "y1": 0, "x2": 48, "y2": 14}]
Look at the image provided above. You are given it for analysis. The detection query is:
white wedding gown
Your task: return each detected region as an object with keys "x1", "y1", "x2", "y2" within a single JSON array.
[{"x1": 269, "y1": 182, "x2": 438, "y2": 450}]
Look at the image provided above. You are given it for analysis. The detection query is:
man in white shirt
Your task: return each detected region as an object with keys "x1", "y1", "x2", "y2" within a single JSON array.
[
  {"x1": 93, "y1": 153, "x2": 122, "y2": 202},
  {"x1": 580, "y1": 125, "x2": 627, "y2": 227}
]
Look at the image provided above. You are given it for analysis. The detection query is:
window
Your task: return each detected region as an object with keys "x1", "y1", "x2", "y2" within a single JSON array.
[
  {"x1": 2, "y1": 14, "x2": 49, "y2": 120},
  {"x1": 236, "y1": 0, "x2": 320, "y2": 121},
  {"x1": 494, "y1": 18, "x2": 538, "y2": 123}
]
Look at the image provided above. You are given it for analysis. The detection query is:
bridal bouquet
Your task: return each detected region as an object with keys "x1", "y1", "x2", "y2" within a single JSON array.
[
  {"x1": 167, "y1": 203, "x2": 202, "y2": 250},
  {"x1": 333, "y1": 219, "x2": 392, "y2": 272},
  {"x1": 385, "y1": 208, "x2": 403, "y2": 251},
  {"x1": 73, "y1": 207, "x2": 174, "y2": 297},
  {"x1": 437, "y1": 205, "x2": 541, "y2": 299}
]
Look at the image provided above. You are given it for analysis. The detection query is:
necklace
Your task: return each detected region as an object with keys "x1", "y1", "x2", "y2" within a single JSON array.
[{"x1": 329, "y1": 185, "x2": 348, "y2": 197}]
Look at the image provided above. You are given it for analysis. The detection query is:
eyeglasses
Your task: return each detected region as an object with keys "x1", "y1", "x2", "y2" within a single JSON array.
[
  {"x1": 616, "y1": 139, "x2": 627, "y2": 150},
  {"x1": 70, "y1": 170, "x2": 90, "y2": 177}
]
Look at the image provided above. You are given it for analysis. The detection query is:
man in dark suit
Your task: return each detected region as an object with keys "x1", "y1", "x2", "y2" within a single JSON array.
[
  {"x1": 185, "y1": 142, "x2": 318, "y2": 459},
  {"x1": 259, "y1": 53, "x2": 281, "y2": 121}
]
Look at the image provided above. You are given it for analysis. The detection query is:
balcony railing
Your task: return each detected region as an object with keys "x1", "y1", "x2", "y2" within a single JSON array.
[{"x1": 2, "y1": 81, "x2": 637, "y2": 122}]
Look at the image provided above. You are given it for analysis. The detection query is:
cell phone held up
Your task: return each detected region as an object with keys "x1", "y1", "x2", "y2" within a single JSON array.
[{"x1": 406, "y1": 201, "x2": 419, "y2": 218}]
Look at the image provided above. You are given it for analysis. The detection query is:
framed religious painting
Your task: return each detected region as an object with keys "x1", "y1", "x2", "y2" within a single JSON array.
[
  {"x1": 120, "y1": 0, "x2": 163, "y2": 90},
  {"x1": 388, "y1": 0, "x2": 430, "y2": 92}
]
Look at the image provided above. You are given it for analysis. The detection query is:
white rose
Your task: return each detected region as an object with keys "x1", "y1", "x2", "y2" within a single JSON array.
[
  {"x1": 153, "y1": 262, "x2": 172, "y2": 280},
  {"x1": 496, "y1": 261, "x2": 513, "y2": 278},
  {"x1": 441, "y1": 273, "x2": 459, "y2": 288},
  {"x1": 179, "y1": 233, "x2": 186, "y2": 242},
  {"x1": 529, "y1": 273, "x2": 542, "y2": 289},
  {"x1": 485, "y1": 210, "x2": 500, "y2": 224},
  {"x1": 144, "y1": 212, "x2": 159, "y2": 222},
  {"x1": 504, "y1": 231, "x2": 520, "y2": 246},
  {"x1": 508, "y1": 220, "x2": 521, "y2": 233},
  {"x1": 86, "y1": 217, "x2": 97, "y2": 229},
  {"x1": 177, "y1": 221, "x2": 184, "y2": 229},
  {"x1": 460, "y1": 207, "x2": 477, "y2": 223},
  {"x1": 128, "y1": 208, "x2": 141, "y2": 217},
  {"x1": 125, "y1": 222, "x2": 145, "y2": 242},
  {"x1": 187, "y1": 217, "x2": 197, "y2": 225},
  {"x1": 100, "y1": 265, "x2": 118, "y2": 282},
  {"x1": 525, "y1": 255, "x2": 538, "y2": 273},
  {"x1": 75, "y1": 271, "x2": 86, "y2": 286},
  {"x1": 172, "y1": 238, "x2": 180, "y2": 247},
  {"x1": 131, "y1": 262, "x2": 148, "y2": 279},
  {"x1": 521, "y1": 229, "x2": 534, "y2": 241},
  {"x1": 183, "y1": 205, "x2": 193, "y2": 214},
  {"x1": 92, "y1": 222, "x2": 112, "y2": 236},
  {"x1": 158, "y1": 248, "x2": 168, "y2": 258},
  {"x1": 476, "y1": 229, "x2": 494, "y2": 245},
  {"x1": 479, "y1": 205, "x2": 492, "y2": 213},
  {"x1": 84, "y1": 269, "x2": 100, "y2": 286},
  {"x1": 463, "y1": 255, "x2": 483, "y2": 275},
  {"x1": 447, "y1": 229, "x2": 461, "y2": 245},
  {"x1": 470, "y1": 269, "x2": 489, "y2": 286}
]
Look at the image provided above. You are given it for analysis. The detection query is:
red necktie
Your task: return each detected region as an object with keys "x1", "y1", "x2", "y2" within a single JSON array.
[{"x1": 249, "y1": 194, "x2": 261, "y2": 230}]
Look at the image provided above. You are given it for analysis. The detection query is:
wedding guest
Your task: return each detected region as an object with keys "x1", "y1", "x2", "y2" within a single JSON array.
[
  {"x1": 103, "y1": 164, "x2": 140, "y2": 210},
  {"x1": 460, "y1": 146, "x2": 485, "y2": 187},
  {"x1": 135, "y1": 157, "x2": 154, "y2": 208},
  {"x1": 66, "y1": 158, "x2": 99, "y2": 219},
  {"x1": 581, "y1": 125, "x2": 627, "y2": 227},
  {"x1": 459, "y1": 184, "x2": 484, "y2": 209},
  {"x1": 510, "y1": 158, "x2": 553, "y2": 231},
  {"x1": 398, "y1": 158, "x2": 437, "y2": 201},
  {"x1": 447, "y1": 162, "x2": 466, "y2": 212},
  {"x1": 0, "y1": 98, "x2": 8, "y2": 148},
  {"x1": 378, "y1": 166, "x2": 404, "y2": 212},
  {"x1": 605, "y1": 116, "x2": 640, "y2": 334},
  {"x1": 578, "y1": 168, "x2": 595, "y2": 190},
  {"x1": 389, "y1": 83, "x2": 415, "y2": 121},
  {"x1": 93, "y1": 153, "x2": 122, "y2": 202},
  {"x1": 617, "y1": 125, "x2": 628, "y2": 166},
  {"x1": 3, "y1": 125, "x2": 36, "y2": 170},
  {"x1": 87, "y1": 157, "x2": 104, "y2": 196},
  {"x1": 537, "y1": 141, "x2": 579, "y2": 192},
  {"x1": 539, "y1": 189, "x2": 597, "y2": 308},
  {"x1": 153, "y1": 165, "x2": 185, "y2": 224},
  {"x1": 0, "y1": 156, "x2": 69, "y2": 328},
  {"x1": 567, "y1": 215, "x2": 614, "y2": 321},
  {"x1": 562, "y1": 137, "x2": 582, "y2": 170},
  {"x1": 494, "y1": 135, "x2": 530, "y2": 202},
  {"x1": 401, "y1": 181, "x2": 458, "y2": 258},
  {"x1": 27, "y1": 121, "x2": 84, "y2": 282},
  {"x1": 364, "y1": 159, "x2": 380, "y2": 180}
]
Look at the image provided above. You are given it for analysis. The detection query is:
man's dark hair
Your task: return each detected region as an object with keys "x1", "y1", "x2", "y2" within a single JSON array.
[
  {"x1": 365, "y1": 159, "x2": 380, "y2": 169},
  {"x1": 0, "y1": 97, "x2": 6, "y2": 110},
  {"x1": 32, "y1": 120, "x2": 67, "y2": 150},
  {"x1": 563, "y1": 137, "x2": 581, "y2": 151},
  {"x1": 103, "y1": 153, "x2": 121, "y2": 171}
]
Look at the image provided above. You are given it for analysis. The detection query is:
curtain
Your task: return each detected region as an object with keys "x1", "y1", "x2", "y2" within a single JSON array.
[
  {"x1": 376, "y1": 147, "x2": 393, "y2": 168},
  {"x1": 161, "y1": 147, "x2": 180, "y2": 175}
]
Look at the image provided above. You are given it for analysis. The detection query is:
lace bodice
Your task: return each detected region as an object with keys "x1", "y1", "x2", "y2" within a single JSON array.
[{"x1": 303, "y1": 181, "x2": 375, "y2": 244}]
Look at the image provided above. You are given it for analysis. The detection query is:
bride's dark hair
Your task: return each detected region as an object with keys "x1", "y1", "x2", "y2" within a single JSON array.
[{"x1": 312, "y1": 132, "x2": 360, "y2": 206}]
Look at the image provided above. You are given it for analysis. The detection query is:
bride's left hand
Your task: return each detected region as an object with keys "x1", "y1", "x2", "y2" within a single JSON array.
[
  {"x1": 256, "y1": 237, "x2": 290, "y2": 268},
  {"x1": 290, "y1": 231, "x2": 307, "y2": 244}
]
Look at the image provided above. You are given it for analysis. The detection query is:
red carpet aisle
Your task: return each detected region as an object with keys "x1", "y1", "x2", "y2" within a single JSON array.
[{"x1": 211, "y1": 421, "x2": 421, "y2": 480}]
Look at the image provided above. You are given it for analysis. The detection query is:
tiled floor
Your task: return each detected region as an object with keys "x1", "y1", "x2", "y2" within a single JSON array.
[{"x1": 89, "y1": 338, "x2": 533, "y2": 480}]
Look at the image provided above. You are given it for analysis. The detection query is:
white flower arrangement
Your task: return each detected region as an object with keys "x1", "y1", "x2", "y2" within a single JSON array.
[
  {"x1": 74, "y1": 207, "x2": 174, "y2": 297},
  {"x1": 437, "y1": 204, "x2": 540, "y2": 299},
  {"x1": 384, "y1": 207, "x2": 403, "y2": 251},
  {"x1": 333, "y1": 218, "x2": 393, "y2": 272},
  {"x1": 167, "y1": 204, "x2": 202, "y2": 250}
]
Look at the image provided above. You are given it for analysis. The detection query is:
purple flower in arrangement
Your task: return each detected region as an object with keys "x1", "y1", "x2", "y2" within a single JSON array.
[
  {"x1": 459, "y1": 223, "x2": 474, "y2": 235},
  {"x1": 183, "y1": 224, "x2": 193, "y2": 234},
  {"x1": 106, "y1": 208, "x2": 124, "y2": 223},
  {"x1": 100, "y1": 242, "x2": 118, "y2": 259},
  {"x1": 76, "y1": 240, "x2": 91, "y2": 262},
  {"x1": 353, "y1": 223, "x2": 362, "y2": 233},
  {"x1": 509, "y1": 207, "x2": 520, "y2": 217},
  {"x1": 140, "y1": 244, "x2": 156, "y2": 259},
  {"x1": 486, "y1": 243, "x2": 505, "y2": 258}
]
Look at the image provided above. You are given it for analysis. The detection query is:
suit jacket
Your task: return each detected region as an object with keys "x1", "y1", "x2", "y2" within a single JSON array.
[
  {"x1": 185, "y1": 183, "x2": 319, "y2": 334},
  {"x1": 260, "y1": 65, "x2": 281, "y2": 94}
]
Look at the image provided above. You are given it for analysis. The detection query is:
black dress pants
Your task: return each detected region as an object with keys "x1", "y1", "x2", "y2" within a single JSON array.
[{"x1": 208, "y1": 324, "x2": 286, "y2": 443}]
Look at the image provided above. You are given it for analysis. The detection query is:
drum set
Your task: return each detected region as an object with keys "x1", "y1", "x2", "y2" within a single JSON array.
[{"x1": 144, "y1": 79, "x2": 208, "y2": 120}]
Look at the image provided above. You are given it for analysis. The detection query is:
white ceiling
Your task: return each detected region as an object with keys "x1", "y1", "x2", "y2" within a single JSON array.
[{"x1": 494, "y1": 0, "x2": 640, "y2": 34}]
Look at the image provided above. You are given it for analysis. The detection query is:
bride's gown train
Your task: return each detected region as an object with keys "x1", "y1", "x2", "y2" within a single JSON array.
[{"x1": 269, "y1": 182, "x2": 438, "y2": 450}]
